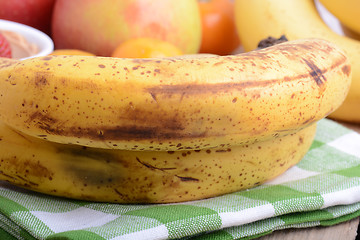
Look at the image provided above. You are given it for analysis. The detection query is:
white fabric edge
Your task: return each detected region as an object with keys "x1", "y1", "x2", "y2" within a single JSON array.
[
  {"x1": 110, "y1": 225, "x2": 168, "y2": 240},
  {"x1": 322, "y1": 185, "x2": 360, "y2": 209},
  {"x1": 328, "y1": 132, "x2": 360, "y2": 158},
  {"x1": 219, "y1": 203, "x2": 275, "y2": 229},
  {"x1": 264, "y1": 166, "x2": 320, "y2": 185},
  {"x1": 30, "y1": 207, "x2": 118, "y2": 233}
]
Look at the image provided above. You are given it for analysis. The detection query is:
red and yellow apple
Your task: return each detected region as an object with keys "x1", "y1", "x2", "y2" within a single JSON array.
[
  {"x1": 52, "y1": 0, "x2": 202, "y2": 56},
  {"x1": 0, "y1": 0, "x2": 56, "y2": 35}
]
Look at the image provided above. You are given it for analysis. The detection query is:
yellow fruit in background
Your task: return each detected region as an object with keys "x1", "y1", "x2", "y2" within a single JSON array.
[
  {"x1": 50, "y1": 49, "x2": 95, "y2": 56},
  {"x1": 319, "y1": 0, "x2": 360, "y2": 35},
  {"x1": 111, "y1": 38, "x2": 183, "y2": 58}
]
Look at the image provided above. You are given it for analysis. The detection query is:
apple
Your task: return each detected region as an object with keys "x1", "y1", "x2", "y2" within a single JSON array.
[
  {"x1": 52, "y1": 0, "x2": 202, "y2": 56},
  {"x1": 0, "y1": 0, "x2": 56, "y2": 36}
]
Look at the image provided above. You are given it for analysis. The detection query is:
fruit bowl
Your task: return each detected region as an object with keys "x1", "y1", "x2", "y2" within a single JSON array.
[{"x1": 0, "y1": 19, "x2": 53, "y2": 60}]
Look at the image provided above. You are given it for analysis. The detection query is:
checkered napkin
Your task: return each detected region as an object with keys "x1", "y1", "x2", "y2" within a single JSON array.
[{"x1": 0, "y1": 118, "x2": 360, "y2": 240}]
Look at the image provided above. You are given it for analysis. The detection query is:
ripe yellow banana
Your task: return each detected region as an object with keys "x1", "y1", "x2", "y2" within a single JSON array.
[
  {"x1": 0, "y1": 120, "x2": 316, "y2": 203},
  {"x1": 318, "y1": 0, "x2": 360, "y2": 35},
  {"x1": 234, "y1": 0, "x2": 360, "y2": 122},
  {"x1": 0, "y1": 39, "x2": 351, "y2": 151}
]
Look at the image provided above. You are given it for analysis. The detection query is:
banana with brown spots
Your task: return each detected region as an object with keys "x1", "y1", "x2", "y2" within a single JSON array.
[
  {"x1": 0, "y1": 38, "x2": 352, "y2": 151},
  {"x1": 0, "y1": 120, "x2": 316, "y2": 203}
]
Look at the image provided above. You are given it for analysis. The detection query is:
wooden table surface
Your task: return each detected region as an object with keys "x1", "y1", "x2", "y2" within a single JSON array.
[{"x1": 258, "y1": 120, "x2": 360, "y2": 240}]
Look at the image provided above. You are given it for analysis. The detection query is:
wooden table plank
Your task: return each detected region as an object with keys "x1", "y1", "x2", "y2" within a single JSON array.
[{"x1": 258, "y1": 217, "x2": 359, "y2": 240}]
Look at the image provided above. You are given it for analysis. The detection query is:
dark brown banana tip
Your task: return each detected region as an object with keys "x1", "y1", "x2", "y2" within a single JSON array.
[{"x1": 257, "y1": 35, "x2": 289, "y2": 49}]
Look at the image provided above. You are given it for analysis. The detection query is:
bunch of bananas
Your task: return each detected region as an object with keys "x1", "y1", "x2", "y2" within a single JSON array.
[
  {"x1": 0, "y1": 38, "x2": 352, "y2": 203},
  {"x1": 235, "y1": 0, "x2": 360, "y2": 123}
]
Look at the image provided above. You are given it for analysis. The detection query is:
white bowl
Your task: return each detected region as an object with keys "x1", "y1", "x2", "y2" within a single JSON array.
[{"x1": 0, "y1": 19, "x2": 54, "y2": 60}]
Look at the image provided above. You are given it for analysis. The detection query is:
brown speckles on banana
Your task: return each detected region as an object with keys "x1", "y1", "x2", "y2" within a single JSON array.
[
  {"x1": 0, "y1": 120, "x2": 317, "y2": 203},
  {"x1": 0, "y1": 58, "x2": 18, "y2": 69},
  {"x1": 40, "y1": 56, "x2": 53, "y2": 61},
  {"x1": 341, "y1": 64, "x2": 351, "y2": 76},
  {"x1": 303, "y1": 58, "x2": 326, "y2": 87},
  {"x1": 0, "y1": 39, "x2": 351, "y2": 152},
  {"x1": 0, "y1": 156, "x2": 54, "y2": 186},
  {"x1": 175, "y1": 175, "x2": 199, "y2": 182}
]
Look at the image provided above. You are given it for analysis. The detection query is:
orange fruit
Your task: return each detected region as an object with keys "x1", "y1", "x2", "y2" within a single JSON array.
[
  {"x1": 111, "y1": 38, "x2": 183, "y2": 58},
  {"x1": 198, "y1": 0, "x2": 240, "y2": 55},
  {"x1": 50, "y1": 49, "x2": 95, "y2": 56}
]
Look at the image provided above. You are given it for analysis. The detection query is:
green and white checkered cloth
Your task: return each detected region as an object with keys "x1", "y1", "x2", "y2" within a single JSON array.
[{"x1": 0, "y1": 118, "x2": 359, "y2": 240}]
